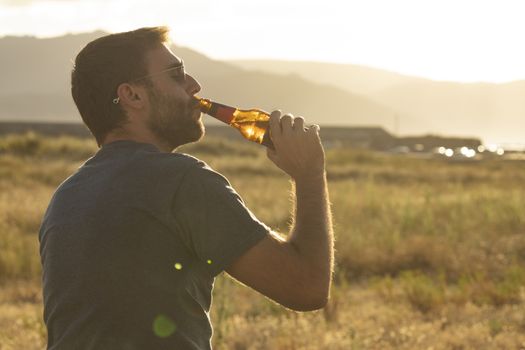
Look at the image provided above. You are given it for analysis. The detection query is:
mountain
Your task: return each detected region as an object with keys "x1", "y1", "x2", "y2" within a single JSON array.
[
  {"x1": 1, "y1": 32, "x2": 523, "y2": 144},
  {"x1": 0, "y1": 31, "x2": 106, "y2": 95},
  {"x1": 0, "y1": 33, "x2": 402, "y2": 132},
  {"x1": 230, "y1": 59, "x2": 428, "y2": 95},
  {"x1": 230, "y1": 60, "x2": 525, "y2": 144},
  {"x1": 0, "y1": 32, "x2": 106, "y2": 121}
]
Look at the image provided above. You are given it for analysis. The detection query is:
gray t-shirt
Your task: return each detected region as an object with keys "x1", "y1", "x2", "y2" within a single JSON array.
[{"x1": 39, "y1": 140, "x2": 269, "y2": 350}]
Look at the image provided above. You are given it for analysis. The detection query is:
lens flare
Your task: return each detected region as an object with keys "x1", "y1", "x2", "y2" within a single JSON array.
[{"x1": 153, "y1": 314, "x2": 176, "y2": 338}]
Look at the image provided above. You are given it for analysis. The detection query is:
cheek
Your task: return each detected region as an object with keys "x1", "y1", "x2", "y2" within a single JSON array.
[{"x1": 164, "y1": 99, "x2": 187, "y2": 121}]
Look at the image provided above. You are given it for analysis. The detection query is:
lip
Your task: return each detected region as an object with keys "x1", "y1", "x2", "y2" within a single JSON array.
[{"x1": 190, "y1": 95, "x2": 201, "y2": 109}]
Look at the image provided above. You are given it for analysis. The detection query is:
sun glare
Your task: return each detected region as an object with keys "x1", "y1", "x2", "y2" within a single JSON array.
[{"x1": 1, "y1": 0, "x2": 525, "y2": 82}]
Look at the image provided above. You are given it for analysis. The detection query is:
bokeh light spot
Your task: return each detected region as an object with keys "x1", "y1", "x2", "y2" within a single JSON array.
[
  {"x1": 207, "y1": 259, "x2": 212, "y2": 265},
  {"x1": 174, "y1": 263, "x2": 183, "y2": 270},
  {"x1": 153, "y1": 314, "x2": 176, "y2": 338}
]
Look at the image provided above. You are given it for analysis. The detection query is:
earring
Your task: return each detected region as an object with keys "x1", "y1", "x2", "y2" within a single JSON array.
[{"x1": 112, "y1": 97, "x2": 120, "y2": 104}]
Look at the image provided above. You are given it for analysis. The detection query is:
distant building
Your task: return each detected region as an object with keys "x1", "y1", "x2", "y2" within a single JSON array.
[
  {"x1": 319, "y1": 126, "x2": 396, "y2": 150},
  {"x1": 394, "y1": 135, "x2": 482, "y2": 152},
  {"x1": 317, "y1": 127, "x2": 483, "y2": 152}
]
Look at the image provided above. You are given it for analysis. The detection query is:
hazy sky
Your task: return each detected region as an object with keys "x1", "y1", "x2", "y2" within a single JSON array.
[{"x1": 1, "y1": 0, "x2": 525, "y2": 83}]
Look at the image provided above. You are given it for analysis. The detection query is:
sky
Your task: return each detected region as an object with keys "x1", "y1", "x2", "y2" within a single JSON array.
[{"x1": 1, "y1": 0, "x2": 525, "y2": 83}]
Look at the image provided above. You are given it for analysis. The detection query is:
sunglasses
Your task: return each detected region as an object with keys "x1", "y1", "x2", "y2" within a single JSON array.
[
  {"x1": 113, "y1": 60, "x2": 186, "y2": 105},
  {"x1": 132, "y1": 60, "x2": 186, "y2": 83}
]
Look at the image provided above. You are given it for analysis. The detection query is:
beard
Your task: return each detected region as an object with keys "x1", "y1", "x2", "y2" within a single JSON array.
[{"x1": 146, "y1": 87, "x2": 204, "y2": 150}]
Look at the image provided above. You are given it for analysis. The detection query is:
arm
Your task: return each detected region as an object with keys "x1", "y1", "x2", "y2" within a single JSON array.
[{"x1": 225, "y1": 111, "x2": 334, "y2": 311}]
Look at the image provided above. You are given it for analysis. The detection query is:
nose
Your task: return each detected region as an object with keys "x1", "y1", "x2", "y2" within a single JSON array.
[{"x1": 186, "y1": 74, "x2": 201, "y2": 96}]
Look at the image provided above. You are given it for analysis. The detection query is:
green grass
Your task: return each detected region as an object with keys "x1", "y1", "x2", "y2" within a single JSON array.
[{"x1": 0, "y1": 132, "x2": 524, "y2": 349}]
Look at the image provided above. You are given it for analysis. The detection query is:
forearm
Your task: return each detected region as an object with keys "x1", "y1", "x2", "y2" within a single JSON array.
[
  {"x1": 288, "y1": 172, "x2": 334, "y2": 296},
  {"x1": 263, "y1": 110, "x2": 333, "y2": 303}
]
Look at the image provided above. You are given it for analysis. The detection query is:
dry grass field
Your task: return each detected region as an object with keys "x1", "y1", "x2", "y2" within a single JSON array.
[{"x1": 0, "y1": 132, "x2": 524, "y2": 349}]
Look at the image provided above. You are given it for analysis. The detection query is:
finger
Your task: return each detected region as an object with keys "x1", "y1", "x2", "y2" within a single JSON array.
[
  {"x1": 269, "y1": 110, "x2": 282, "y2": 138},
  {"x1": 307, "y1": 124, "x2": 320, "y2": 134},
  {"x1": 306, "y1": 124, "x2": 322, "y2": 145},
  {"x1": 293, "y1": 117, "x2": 305, "y2": 132},
  {"x1": 280, "y1": 114, "x2": 294, "y2": 135}
]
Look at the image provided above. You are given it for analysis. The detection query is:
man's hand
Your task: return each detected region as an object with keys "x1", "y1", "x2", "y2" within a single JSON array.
[
  {"x1": 226, "y1": 110, "x2": 334, "y2": 312},
  {"x1": 266, "y1": 110, "x2": 325, "y2": 182}
]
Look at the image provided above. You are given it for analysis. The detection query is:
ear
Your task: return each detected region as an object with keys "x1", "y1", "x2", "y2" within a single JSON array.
[{"x1": 116, "y1": 83, "x2": 147, "y2": 110}]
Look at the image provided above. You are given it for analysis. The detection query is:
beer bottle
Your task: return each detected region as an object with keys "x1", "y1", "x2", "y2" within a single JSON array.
[{"x1": 195, "y1": 97, "x2": 274, "y2": 149}]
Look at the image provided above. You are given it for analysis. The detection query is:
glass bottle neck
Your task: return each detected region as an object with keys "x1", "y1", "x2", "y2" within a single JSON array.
[{"x1": 196, "y1": 97, "x2": 236, "y2": 124}]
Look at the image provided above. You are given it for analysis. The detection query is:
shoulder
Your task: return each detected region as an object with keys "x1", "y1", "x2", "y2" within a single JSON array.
[
  {"x1": 140, "y1": 152, "x2": 228, "y2": 187},
  {"x1": 159, "y1": 152, "x2": 212, "y2": 174},
  {"x1": 135, "y1": 151, "x2": 207, "y2": 175},
  {"x1": 173, "y1": 153, "x2": 230, "y2": 186}
]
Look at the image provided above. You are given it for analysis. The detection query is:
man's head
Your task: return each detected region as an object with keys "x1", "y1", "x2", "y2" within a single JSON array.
[{"x1": 71, "y1": 27, "x2": 203, "y2": 149}]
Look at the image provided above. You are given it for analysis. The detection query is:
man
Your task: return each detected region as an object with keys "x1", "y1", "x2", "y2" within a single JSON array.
[{"x1": 39, "y1": 26, "x2": 334, "y2": 349}]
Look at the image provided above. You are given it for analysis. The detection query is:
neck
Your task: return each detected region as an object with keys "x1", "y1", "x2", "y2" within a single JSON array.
[{"x1": 101, "y1": 130, "x2": 173, "y2": 153}]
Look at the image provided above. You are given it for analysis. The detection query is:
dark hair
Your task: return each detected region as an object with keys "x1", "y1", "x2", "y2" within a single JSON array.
[{"x1": 71, "y1": 27, "x2": 170, "y2": 145}]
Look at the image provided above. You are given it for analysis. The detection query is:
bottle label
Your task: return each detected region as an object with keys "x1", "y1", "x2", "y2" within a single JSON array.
[{"x1": 210, "y1": 102, "x2": 236, "y2": 124}]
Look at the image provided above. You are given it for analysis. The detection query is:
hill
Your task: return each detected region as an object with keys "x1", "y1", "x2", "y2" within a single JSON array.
[
  {"x1": 230, "y1": 59, "x2": 428, "y2": 95},
  {"x1": 0, "y1": 33, "x2": 404, "y2": 132},
  {"x1": 1, "y1": 32, "x2": 523, "y2": 144},
  {"x1": 231, "y1": 59, "x2": 525, "y2": 144}
]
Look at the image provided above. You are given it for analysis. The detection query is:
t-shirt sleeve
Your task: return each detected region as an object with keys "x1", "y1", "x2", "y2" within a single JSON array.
[{"x1": 171, "y1": 161, "x2": 270, "y2": 277}]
